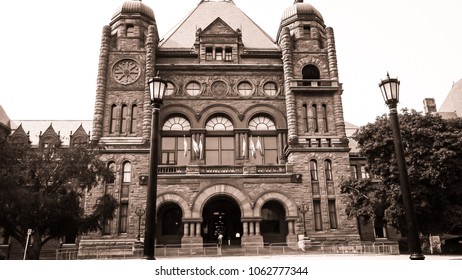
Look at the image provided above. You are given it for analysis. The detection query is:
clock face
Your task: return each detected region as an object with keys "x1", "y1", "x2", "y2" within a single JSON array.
[{"x1": 112, "y1": 59, "x2": 141, "y2": 85}]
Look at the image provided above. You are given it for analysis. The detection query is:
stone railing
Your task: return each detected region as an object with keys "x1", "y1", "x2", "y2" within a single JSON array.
[
  {"x1": 157, "y1": 165, "x2": 288, "y2": 175},
  {"x1": 290, "y1": 79, "x2": 339, "y2": 88}
]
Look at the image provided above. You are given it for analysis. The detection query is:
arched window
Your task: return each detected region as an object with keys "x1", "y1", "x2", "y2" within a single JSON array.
[
  {"x1": 161, "y1": 116, "x2": 191, "y2": 165},
  {"x1": 263, "y1": 82, "x2": 278, "y2": 96},
  {"x1": 313, "y1": 200, "x2": 322, "y2": 231},
  {"x1": 206, "y1": 116, "x2": 233, "y2": 131},
  {"x1": 162, "y1": 116, "x2": 191, "y2": 131},
  {"x1": 130, "y1": 104, "x2": 138, "y2": 134},
  {"x1": 110, "y1": 105, "x2": 117, "y2": 134},
  {"x1": 310, "y1": 160, "x2": 318, "y2": 181},
  {"x1": 248, "y1": 116, "x2": 278, "y2": 164},
  {"x1": 205, "y1": 116, "x2": 234, "y2": 165},
  {"x1": 324, "y1": 159, "x2": 333, "y2": 181},
  {"x1": 107, "y1": 161, "x2": 116, "y2": 184},
  {"x1": 120, "y1": 105, "x2": 128, "y2": 133},
  {"x1": 122, "y1": 162, "x2": 131, "y2": 183},
  {"x1": 322, "y1": 104, "x2": 328, "y2": 132},
  {"x1": 302, "y1": 64, "x2": 320, "y2": 80},
  {"x1": 248, "y1": 116, "x2": 276, "y2": 131}
]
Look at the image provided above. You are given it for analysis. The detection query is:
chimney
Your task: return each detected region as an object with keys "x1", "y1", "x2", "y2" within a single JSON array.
[{"x1": 423, "y1": 98, "x2": 437, "y2": 113}]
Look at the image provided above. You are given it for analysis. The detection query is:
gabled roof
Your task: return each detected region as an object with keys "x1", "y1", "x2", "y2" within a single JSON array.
[
  {"x1": 10, "y1": 120, "x2": 92, "y2": 147},
  {"x1": 439, "y1": 78, "x2": 462, "y2": 118},
  {"x1": 159, "y1": 0, "x2": 277, "y2": 50}
]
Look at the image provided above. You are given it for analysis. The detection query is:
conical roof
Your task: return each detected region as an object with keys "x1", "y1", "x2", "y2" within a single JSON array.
[
  {"x1": 439, "y1": 78, "x2": 462, "y2": 117},
  {"x1": 112, "y1": 0, "x2": 155, "y2": 21},
  {"x1": 159, "y1": 0, "x2": 277, "y2": 49}
]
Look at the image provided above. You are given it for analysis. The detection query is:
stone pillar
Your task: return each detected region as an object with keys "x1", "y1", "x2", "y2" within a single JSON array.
[
  {"x1": 249, "y1": 222, "x2": 255, "y2": 235},
  {"x1": 195, "y1": 223, "x2": 201, "y2": 237},
  {"x1": 243, "y1": 222, "x2": 248, "y2": 236},
  {"x1": 184, "y1": 223, "x2": 190, "y2": 237},
  {"x1": 279, "y1": 26, "x2": 298, "y2": 144},
  {"x1": 255, "y1": 222, "x2": 261, "y2": 235},
  {"x1": 91, "y1": 25, "x2": 111, "y2": 142}
]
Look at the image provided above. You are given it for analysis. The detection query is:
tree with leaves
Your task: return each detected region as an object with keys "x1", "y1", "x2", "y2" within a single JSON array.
[
  {"x1": 340, "y1": 109, "x2": 462, "y2": 236},
  {"x1": 0, "y1": 139, "x2": 117, "y2": 259}
]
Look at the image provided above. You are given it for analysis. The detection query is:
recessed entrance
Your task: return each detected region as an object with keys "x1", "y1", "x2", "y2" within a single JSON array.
[{"x1": 202, "y1": 196, "x2": 242, "y2": 245}]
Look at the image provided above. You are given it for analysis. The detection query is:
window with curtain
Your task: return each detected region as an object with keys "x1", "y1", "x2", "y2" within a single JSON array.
[
  {"x1": 161, "y1": 116, "x2": 191, "y2": 165},
  {"x1": 248, "y1": 116, "x2": 278, "y2": 164}
]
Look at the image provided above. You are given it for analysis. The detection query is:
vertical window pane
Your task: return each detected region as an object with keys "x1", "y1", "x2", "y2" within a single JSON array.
[
  {"x1": 122, "y1": 162, "x2": 131, "y2": 183},
  {"x1": 130, "y1": 105, "x2": 137, "y2": 134},
  {"x1": 310, "y1": 160, "x2": 318, "y2": 181},
  {"x1": 322, "y1": 104, "x2": 328, "y2": 132},
  {"x1": 313, "y1": 200, "x2": 322, "y2": 231},
  {"x1": 110, "y1": 105, "x2": 117, "y2": 133},
  {"x1": 120, "y1": 105, "x2": 128, "y2": 133},
  {"x1": 119, "y1": 204, "x2": 128, "y2": 233},
  {"x1": 328, "y1": 200, "x2": 338, "y2": 229},
  {"x1": 325, "y1": 160, "x2": 333, "y2": 181},
  {"x1": 312, "y1": 105, "x2": 318, "y2": 132}
]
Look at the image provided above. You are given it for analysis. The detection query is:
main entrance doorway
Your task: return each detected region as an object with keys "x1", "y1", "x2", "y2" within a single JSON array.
[{"x1": 202, "y1": 196, "x2": 242, "y2": 246}]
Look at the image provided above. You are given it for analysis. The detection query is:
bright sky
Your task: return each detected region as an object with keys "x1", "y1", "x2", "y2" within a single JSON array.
[{"x1": 1, "y1": 0, "x2": 461, "y2": 126}]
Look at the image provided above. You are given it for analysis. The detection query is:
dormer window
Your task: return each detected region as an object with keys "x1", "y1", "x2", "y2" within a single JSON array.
[
  {"x1": 225, "y1": 47, "x2": 232, "y2": 61},
  {"x1": 204, "y1": 46, "x2": 233, "y2": 61},
  {"x1": 215, "y1": 47, "x2": 223, "y2": 60}
]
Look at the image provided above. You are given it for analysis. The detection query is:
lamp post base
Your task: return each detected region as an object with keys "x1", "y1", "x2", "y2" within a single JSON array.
[{"x1": 409, "y1": 253, "x2": 425, "y2": 260}]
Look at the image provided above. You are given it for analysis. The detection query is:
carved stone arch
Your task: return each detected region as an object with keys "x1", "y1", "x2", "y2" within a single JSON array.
[
  {"x1": 160, "y1": 104, "x2": 198, "y2": 128},
  {"x1": 242, "y1": 104, "x2": 288, "y2": 129},
  {"x1": 253, "y1": 191, "x2": 298, "y2": 217},
  {"x1": 294, "y1": 57, "x2": 329, "y2": 79},
  {"x1": 156, "y1": 192, "x2": 191, "y2": 218},
  {"x1": 191, "y1": 184, "x2": 252, "y2": 218},
  {"x1": 199, "y1": 105, "x2": 242, "y2": 128}
]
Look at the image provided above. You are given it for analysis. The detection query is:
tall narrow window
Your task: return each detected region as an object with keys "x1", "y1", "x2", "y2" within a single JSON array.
[
  {"x1": 130, "y1": 104, "x2": 138, "y2": 134},
  {"x1": 310, "y1": 160, "x2": 318, "y2": 181},
  {"x1": 120, "y1": 105, "x2": 128, "y2": 133},
  {"x1": 361, "y1": 166, "x2": 370, "y2": 179},
  {"x1": 107, "y1": 162, "x2": 116, "y2": 184},
  {"x1": 351, "y1": 165, "x2": 358, "y2": 179},
  {"x1": 110, "y1": 105, "x2": 117, "y2": 134},
  {"x1": 322, "y1": 104, "x2": 328, "y2": 132},
  {"x1": 302, "y1": 104, "x2": 308, "y2": 132},
  {"x1": 225, "y1": 47, "x2": 232, "y2": 61},
  {"x1": 206, "y1": 47, "x2": 213, "y2": 60},
  {"x1": 118, "y1": 203, "x2": 128, "y2": 234},
  {"x1": 313, "y1": 200, "x2": 322, "y2": 231},
  {"x1": 324, "y1": 160, "x2": 333, "y2": 181},
  {"x1": 312, "y1": 104, "x2": 318, "y2": 132},
  {"x1": 122, "y1": 162, "x2": 131, "y2": 183},
  {"x1": 215, "y1": 47, "x2": 223, "y2": 60},
  {"x1": 328, "y1": 200, "x2": 338, "y2": 229}
]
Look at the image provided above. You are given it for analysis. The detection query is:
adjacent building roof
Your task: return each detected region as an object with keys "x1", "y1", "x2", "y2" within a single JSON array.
[
  {"x1": 10, "y1": 120, "x2": 92, "y2": 146},
  {"x1": 159, "y1": 0, "x2": 277, "y2": 50},
  {"x1": 439, "y1": 78, "x2": 462, "y2": 118},
  {"x1": 0, "y1": 105, "x2": 10, "y2": 129}
]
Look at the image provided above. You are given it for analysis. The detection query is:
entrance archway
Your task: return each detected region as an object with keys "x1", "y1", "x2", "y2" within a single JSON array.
[
  {"x1": 157, "y1": 202, "x2": 183, "y2": 245},
  {"x1": 202, "y1": 196, "x2": 242, "y2": 245},
  {"x1": 260, "y1": 200, "x2": 288, "y2": 244}
]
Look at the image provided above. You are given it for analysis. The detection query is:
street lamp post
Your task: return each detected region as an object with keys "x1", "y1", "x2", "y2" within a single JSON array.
[
  {"x1": 143, "y1": 76, "x2": 167, "y2": 260},
  {"x1": 379, "y1": 73, "x2": 425, "y2": 260},
  {"x1": 298, "y1": 204, "x2": 308, "y2": 237},
  {"x1": 135, "y1": 208, "x2": 145, "y2": 241}
]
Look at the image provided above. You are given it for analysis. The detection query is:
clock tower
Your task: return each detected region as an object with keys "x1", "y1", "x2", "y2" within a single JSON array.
[{"x1": 91, "y1": 0, "x2": 158, "y2": 144}]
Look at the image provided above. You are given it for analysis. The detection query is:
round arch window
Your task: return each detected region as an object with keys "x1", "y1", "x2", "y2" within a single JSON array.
[
  {"x1": 206, "y1": 116, "x2": 234, "y2": 131},
  {"x1": 165, "y1": 82, "x2": 176, "y2": 96},
  {"x1": 162, "y1": 116, "x2": 191, "y2": 131},
  {"x1": 185, "y1": 81, "x2": 201, "y2": 96},
  {"x1": 237, "y1": 81, "x2": 253, "y2": 96},
  {"x1": 263, "y1": 82, "x2": 278, "y2": 97},
  {"x1": 249, "y1": 116, "x2": 276, "y2": 131}
]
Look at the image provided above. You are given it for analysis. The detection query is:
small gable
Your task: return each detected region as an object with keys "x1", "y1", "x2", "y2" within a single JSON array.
[{"x1": 201, "y1": 17, "x2": 239, "y2": 37}]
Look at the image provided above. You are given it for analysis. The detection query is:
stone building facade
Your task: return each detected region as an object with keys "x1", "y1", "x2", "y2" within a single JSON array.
[{"x1": 78, "y1": 0, "x2": 361, "y2": 251}]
